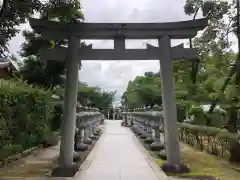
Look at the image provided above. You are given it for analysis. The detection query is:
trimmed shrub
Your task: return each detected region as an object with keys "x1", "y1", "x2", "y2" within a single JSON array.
[
  {"x1": 189, "y1": 106, "x2": 206, "y2": 125},
  {"x1": 177, "y1": 105, "x2": 186, "y2": 123},
  {"x1": 51, "y1": 102, "x2": 63, "y2": 131},
  {"x1": 0, "y1": 144, "x2": 22, "y2": 160},
  {"x1": 178, "y1": 122, "x2": 240, "y2": 161},
  {"x1": 129, "y1": 111, "x2": 240, "y2": 162},
  {"x1": 42, "y1": 134, "x2": 59, "y2": 148},
  {"x1": 159, "y1": 149, "x2": 167, "y2": 160},
  {"x1": 0, "y1": 80, "x2": 54, "y2": 158}
]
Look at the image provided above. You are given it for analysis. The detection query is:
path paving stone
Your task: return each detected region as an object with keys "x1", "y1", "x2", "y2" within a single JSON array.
[{"x1": 74, "y1": 120, "x2": 168, "y2": 180}]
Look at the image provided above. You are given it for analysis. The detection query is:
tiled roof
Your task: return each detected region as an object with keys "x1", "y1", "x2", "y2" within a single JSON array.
[
  {"x1": 0, "y1": 61, "x2": 10, "y2": 68},
  {"x1": 0, "y1": 57, "x2": 6, "y2": 62},
  {"x1": 0, "y1": 57, "x2": 19, "y2": 71}
]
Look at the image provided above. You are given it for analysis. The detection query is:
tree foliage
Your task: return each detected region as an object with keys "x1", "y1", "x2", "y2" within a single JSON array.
[
  {"x1": 77, "y1": 82, "x2": 115, "y2": 115},
  {"x1": 0, "y1": 0, "x2": 43, "y2": 55},
  {"x1": 183, "y1": 0, "x2": 237, "y2": 104},
  {"x1": 122, "y1": 71, "x2": 162, "y2": 109},
  {"x1": 0, "y1": 79, "x2": 54, "y2": 152},
  {"x1": 12, "y1": 0, "x2": 85, "y2": 88},
  {"x1": 0, "y1": 0, "x2": 84, "y2": 55},
  {"x1": 122, "y1": 52, "x2": 240, "y2": 131}
]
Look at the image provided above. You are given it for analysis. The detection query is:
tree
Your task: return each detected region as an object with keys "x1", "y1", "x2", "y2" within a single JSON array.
[
  {"x1": 77, "y1": 82, "x2": 115, "y2": 116},
  {"x1": 15, "y1": 55, "x2": 65, "y2": 89},
  {"x1": 18, "y1": 0, "x2": 84, "y2": 89},
  {"x1": 10, "y1": 54, "x2": 23, "y2": 68},
  {"x1": 0, "y1": 0, "x2": 43, "y2": 55},
  {"x1": 184, "y1": 0, "x2": 232, "y2": 93},
  {"x1": 122, "y1": 53, "x2": 239, "y2": 127},
  {"x1": 184, "y1": 0, "x2": 240, "y2": 129},
  {"x1": 205, "y1": 1, "x2": 239, "y2": 129},
  {"x1": 184, "y1": 0, "x2": 230, "y2": 96},
  {"x1": 123, "y1": 72, "x2": 162, "y2": 109}
]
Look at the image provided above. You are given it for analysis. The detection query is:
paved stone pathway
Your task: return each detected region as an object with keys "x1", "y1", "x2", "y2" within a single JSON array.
[{"x1": 74, "y1": 120, "x2": 168, "y2": 180}]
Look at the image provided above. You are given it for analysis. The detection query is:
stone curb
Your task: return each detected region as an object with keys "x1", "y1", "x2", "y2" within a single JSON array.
[
  {"x1": 0, "y1": 144, "x2": 43, "y2": 169},
  {"x1": 0, "y1": 135, "x2": 61, "y2": 169},
  {"x1": 131, "y1": 128, "x2": 169, "y2": 180},
  {"x1": 72, "y1": 127, "x2": 105, "y2": 180}
]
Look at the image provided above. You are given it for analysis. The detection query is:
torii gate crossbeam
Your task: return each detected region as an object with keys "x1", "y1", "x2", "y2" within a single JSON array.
[
  {"x1": 40, "y1": 43, "x2": 198, "y2": 61},
  {"x1": 30, "y1": 18, "x2": 207, "y2": 40}
]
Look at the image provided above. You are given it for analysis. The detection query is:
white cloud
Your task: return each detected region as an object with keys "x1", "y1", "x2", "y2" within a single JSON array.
[{"x1": 8, "y1": 0, "x2": 238, "y2": 104}]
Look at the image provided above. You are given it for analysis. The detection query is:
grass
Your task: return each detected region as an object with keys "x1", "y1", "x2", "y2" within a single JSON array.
[{"x1": 153, "y1": 144, "x2": 240, "y2": 180}]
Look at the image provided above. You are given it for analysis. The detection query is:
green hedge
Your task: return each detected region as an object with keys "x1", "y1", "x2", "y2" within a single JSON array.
[
  {"x1": 51, "y1": 103, "x2": 63, "y2": 131},
  {"x1": 0, "y1": 80, "x2": 54, "y2": 159},
  {"x1": 178, "y1": 122, "x2": 240, "y2": 162}
]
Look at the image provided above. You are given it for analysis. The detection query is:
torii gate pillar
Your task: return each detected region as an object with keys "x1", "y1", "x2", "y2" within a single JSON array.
[
  {"x1": 158, "y1": 36, "x2": 181, "y2": 166},
  {"x1": 59, "y1": 36, "x2": 80, "y2": 169}
]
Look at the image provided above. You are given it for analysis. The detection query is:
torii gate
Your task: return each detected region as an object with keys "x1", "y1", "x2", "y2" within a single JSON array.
[{"x1": 30, "y1": 18, "x2": 208, "y2": 172}]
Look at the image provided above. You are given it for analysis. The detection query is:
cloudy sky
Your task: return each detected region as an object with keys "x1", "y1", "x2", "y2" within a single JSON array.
[{"x1": 8, "y1": 0, "x2": 237, "y2": 106}]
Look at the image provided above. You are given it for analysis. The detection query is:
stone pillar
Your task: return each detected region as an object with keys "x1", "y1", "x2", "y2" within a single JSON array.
[
  {"x1": 144, "y1": 120, "x2": 154, "y2": 144},
  {"x1": 131, "y1": 116, "x2": 138, "y2": 132},
  {"x1": 94, "y1": 121, "x2": 98, "y2": 133},
  {"x1": 95, "y1": 120, "x2": 100, "y2": 134},
  {"x1": 139, "y1": 119, "x2": 148, "y2": 139},
  {"x1": 158, "y1": 36, "x2": 180, "y2": 166},
  {"x1": 154, "y1": 126, "x2": 160, "y2": 143},
  {"x1": 88, "y1": 122, "x2": 94, "y2": 138},
  {"x1": 59, "y1": 36, "x2": 80, "y2": 168},
  {"x1": 135, "y1": 120, "x2": 142, "y2": 136},
  {"x1": 133, "y1": 119, "x2": 141, "y2": 134},
  {"x1": 124, "y1": 108, "x2": 128, "y2": 125},
  {"x1": 94, "y1": 121, "x2": 97, "y2": 133},
  {"x1": 129, "y1": 115, "x2": 133, "y2": 126},
  {"x1": 96, "y1": 118, "x2": 100, "y2": 133},
  {"x1": 91, "y1": 120, "x2": 98, "y2": 140},
  {"x1": 92, "y1": 122, "x2": 95, "y2": 133},
  {"x1": 150, "y1": 123, "x2": 164, "y2": 151},
  {"x1": 144, "y1": 120, "x2": 148, "y2": 131},
  {"x1": 74, "y1": 127, "x2": 88, "y2": 151},
  {"x1": 80, "y1": 128, "x2": 85, "y2": 143},
  {"x1": 83, "y1": 124, "x2": 92, "y2": 144}
]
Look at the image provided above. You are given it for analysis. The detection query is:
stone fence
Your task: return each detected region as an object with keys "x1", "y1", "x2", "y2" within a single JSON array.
[
  {"x1": 123, "y1": 110, "x2": 240, "y2": 163},
  {"x1": 122, "y1": 111, "x2": 166, "y2": 151},
  {"x1": 74, "y1": 106, "x2": 105, "y2": 151}
]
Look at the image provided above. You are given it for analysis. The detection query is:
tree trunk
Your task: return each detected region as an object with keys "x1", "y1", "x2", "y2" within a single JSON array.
[
  {"x1": 227, "y1": 106, "x2": 238, "y2": 133},
  {"x1": 177, "y1": 106, "x2": 186, "y2": 122},
  {"x1": 189, "y1": 7, "x2": 200, "y2": 95},
  {"x1": 0, "y1": 0, "x2": 8, "y2": 20},
  {"x1": 229, "y1": 143, "x2": 240, "y2": 162},
  {"x1": 225, "y1": 106, "x2": 240, "y2": 161},
  {"x1": 205, "y1": 115, "x2": 211, "y2": 126}
]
